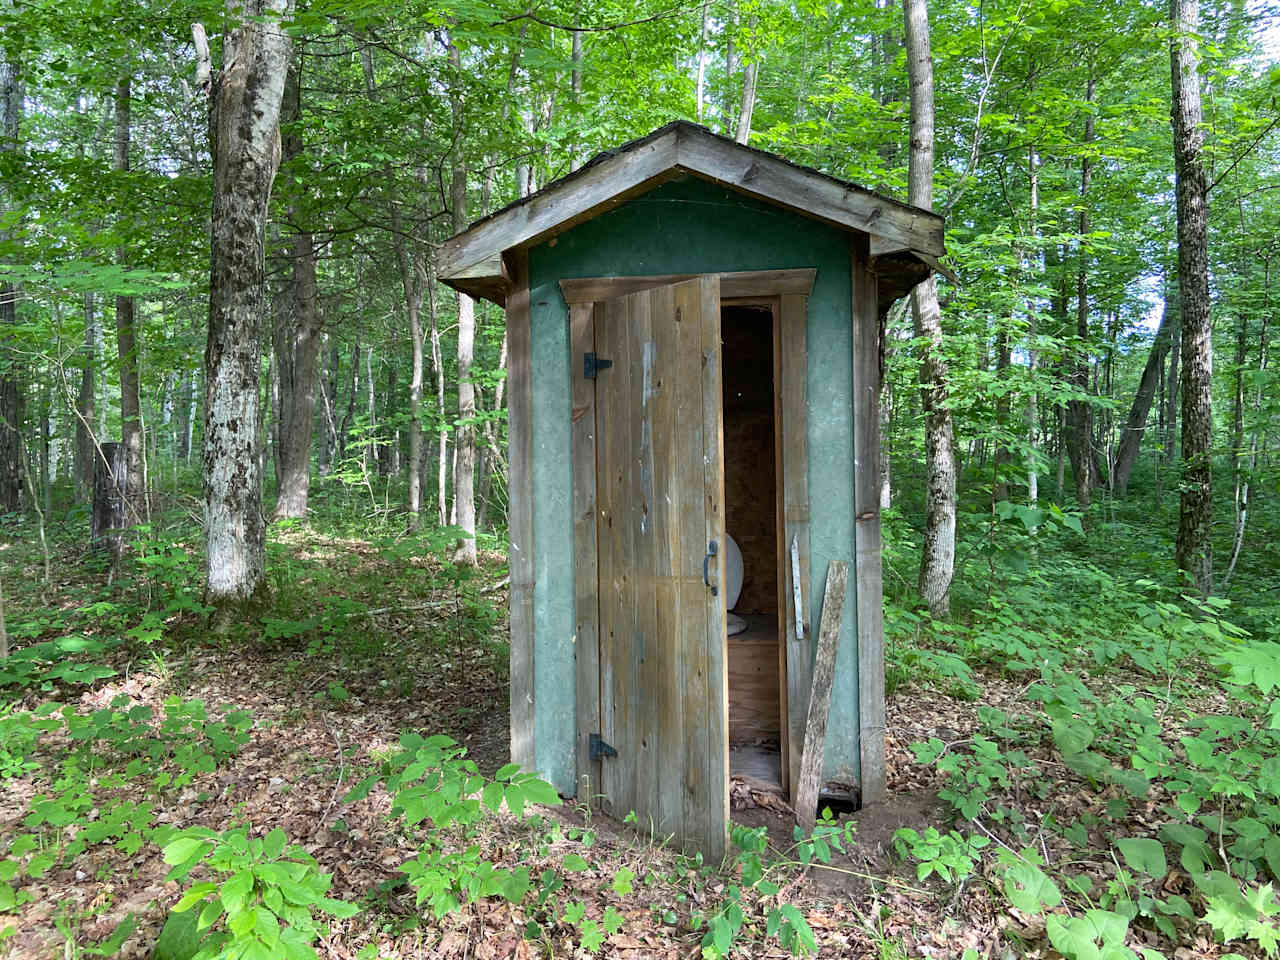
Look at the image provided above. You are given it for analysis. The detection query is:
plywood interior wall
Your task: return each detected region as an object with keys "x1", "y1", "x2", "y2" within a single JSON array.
[
  {"x1": 722, "y1": 306, "x2": 778, "y2": 616},
  {"x1": 723, "y1": 305, "x2": 781, "y2": 745}
]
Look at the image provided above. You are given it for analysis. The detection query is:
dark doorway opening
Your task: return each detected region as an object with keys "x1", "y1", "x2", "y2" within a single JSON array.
[{"x1": 721, "y1": 303, "x2": 783, "y2": 794}]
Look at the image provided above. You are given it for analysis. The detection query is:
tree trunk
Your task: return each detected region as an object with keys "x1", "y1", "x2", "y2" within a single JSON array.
[
  {"x1": 317, "y1": 335, "x2": 338, "y2": 475},
  {"x1": 115, "y1": 76, "x2": 146, "y2": 529},
  {"x1": 337, "y1": 340, "x2": 359, "y2": 465},
  {"x1": 74, "y1": 292, "x2": 97, "y2": 503},
  {"x1": 734, "y1": 16, "x2": 760, "y2": 145},
  {"x1": 198, "y1": 0, "x2": 293, "y2": 619},
  {"x1": 364, "y1": 345, "x2": 377, "y2": 472},
  {"x1": 271, "y1": 60, "x2": 322, "y2": 520},
  {"x1": 904, "y1": 0, "x2": 955, "y2": 617},
  {"x1": 695, "y1": 0, "x2": 711, "y2": 122},
  {"x1": 449, "y1": 45, "x2": 478, "y2": 565},
  {"x1": 428, "y1": 268, "x2": 448, "y2": 525},
  {"x1": 993, "y1": 326, "x2": 1012, "y2": 503},
  {"x1": 1112, "y1": 298, "x2": 1176, "y2": 496},
  {"x1": 381, "y1": 363, "x2": 399, "y2": 476},
  {"x1": 1224, "y1": 290, "x2": 1268, "y2": 588},
  {"x1": 1025, "y1": 145, "x2": 1040, "y2": 506},
  {"x1": 1170, "y1": 0, "x2": 1213, "y2": 594},
  {"x1": 0, "y1": 52, "x2": 24, "y2": 512},
  {"x1": 1067, "y1": 71, "x2": 1096, "y2": 513}
]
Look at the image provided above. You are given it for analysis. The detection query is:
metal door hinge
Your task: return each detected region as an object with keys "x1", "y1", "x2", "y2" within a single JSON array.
[
  {"x1": 584, "y1": 353, "x2": 613, "y2": 379},
  {"x1": 589, "y1": 733, "x2": 618, "y2": 760}
]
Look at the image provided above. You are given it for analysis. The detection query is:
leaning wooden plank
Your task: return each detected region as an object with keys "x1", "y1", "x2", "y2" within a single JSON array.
[
  {"x1": 505, "y1": 249, "x2": 536, "y2": 771},
  {"x1": 852, "y1": 237, "x2": 887, "y2": 804},
  {"x1": 794, "y1": 561, "x2": 849, "y2": 832},
  {"x1": 439, "y1": 129, "x2": 681, "y2": 279},
  {"x1": 674, "y1": 125, "x2": 944, "y2": 258},
  {"x1": 570, "y1": 301, "x2": 600, "y2": 803}
]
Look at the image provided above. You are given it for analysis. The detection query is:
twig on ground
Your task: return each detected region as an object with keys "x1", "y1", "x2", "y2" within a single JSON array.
[
  {"x1": 480, "y1": 576, "x2": 509, "y2": 595},
  {"x1": 361, "y1": 600, "x2": 450, "y2": 617},
  {"x1": 320, "y1": 713, "x2": 346, "y2": 829}
]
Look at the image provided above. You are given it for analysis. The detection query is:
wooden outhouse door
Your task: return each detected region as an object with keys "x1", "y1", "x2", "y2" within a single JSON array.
[{"x1": 591, "y1": 275, "x2": 729, "y2": 858}]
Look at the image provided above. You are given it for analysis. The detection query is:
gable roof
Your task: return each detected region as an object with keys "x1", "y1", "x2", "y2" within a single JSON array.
[{"x1": 437, "y1": 121, "x2": 946, "y2": 309}]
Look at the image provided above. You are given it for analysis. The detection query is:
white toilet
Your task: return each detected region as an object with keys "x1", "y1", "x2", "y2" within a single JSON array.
[{"x1": 724, "y1": 534, "x2": 747, "y2": 636}]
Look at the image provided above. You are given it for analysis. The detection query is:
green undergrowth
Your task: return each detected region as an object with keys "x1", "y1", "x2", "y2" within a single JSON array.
[
  {"x1": 885, "y1": 499, "x2": 1280, "y2": 958},
  {"x1": 0, "y1": 508, "x2": 842, "y2": 959}
]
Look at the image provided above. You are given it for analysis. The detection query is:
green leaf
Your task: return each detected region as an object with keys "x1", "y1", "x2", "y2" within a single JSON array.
[
  {"x1": 518, "y1": 777, "x2": 562, "y2": 808},
  {"x1": 481, "y1": 781, "x2": 504, "y2": 812},
  {"x1": 562, "y1": 853, "x2": 589, "y2": 872},
  {"x1": 612, "y1": 867, "x2": 634, "y2": 896},
  {"x1": 1002, "y1": 860, "x2": 1062, "y2": 915},
  {"x1": 220, "y1": 871, "x2": 253, "y2": 914},
  {"x1": 494, "y1": 763, "x2": 521, "y2": 780},
  {"x1": 173, "y1": 883, "x2": 218, "y2": 913},
  {"x1": 262, "y1": 828, "x2": 287, "y2": 860},
  {"x1": 1115, "y1": 838, "x2": 1167, "y2": 878},
  {"x1": 163, "y1": 837, "x2": 211, "y2": 866}
]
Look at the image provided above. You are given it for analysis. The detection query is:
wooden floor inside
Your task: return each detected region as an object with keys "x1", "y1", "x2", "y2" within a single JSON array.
[
  {"x1": 728, "y1": 613, "x2": 781, "y2": 745},
  {"x1": 728, "y1": 613, "x2": 783, "y2": 793},
  {"x1": 730, "y1": 742, "x2": 783, "y2": 793}
]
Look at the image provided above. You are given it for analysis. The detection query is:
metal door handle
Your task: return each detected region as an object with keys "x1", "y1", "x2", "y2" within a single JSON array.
[{"x1": 703, "y1": 540, "x2": 719, "y2": 596}]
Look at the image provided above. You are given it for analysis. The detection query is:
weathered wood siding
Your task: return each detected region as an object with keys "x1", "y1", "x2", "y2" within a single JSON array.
[{"x1": 527, "y1": 175, "x2": 862, "y2": 793}]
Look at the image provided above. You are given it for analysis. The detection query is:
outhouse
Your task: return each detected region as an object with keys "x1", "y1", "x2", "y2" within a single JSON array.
[{"x1": 439, "y1": 122, "x2": 944, "y2": 858}]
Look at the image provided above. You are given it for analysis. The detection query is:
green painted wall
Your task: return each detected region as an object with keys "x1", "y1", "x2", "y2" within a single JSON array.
[{"x1": 526, "y1": 176, "x2": 861, "y2": 794}]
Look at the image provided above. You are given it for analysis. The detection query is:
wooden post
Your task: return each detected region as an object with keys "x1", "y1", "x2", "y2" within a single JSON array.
[
  {"x1": 852, "y1": 236, "x2": 888, "y2": 804},
  {"x1": 91, "y1": 442, "x2": 128, "y2": 563},
  {"x1": 794, "y1": 561, "x2": 848, "y2": 832}
]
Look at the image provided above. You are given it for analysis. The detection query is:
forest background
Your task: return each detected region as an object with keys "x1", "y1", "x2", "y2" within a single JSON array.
[{"x1": 2, "y1": 0, "x2": 1280, "y2": 958}]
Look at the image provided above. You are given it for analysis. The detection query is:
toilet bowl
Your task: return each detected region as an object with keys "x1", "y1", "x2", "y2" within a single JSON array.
[{"x1": 725, "y1": 534, "x2": 747, "y2": 636}]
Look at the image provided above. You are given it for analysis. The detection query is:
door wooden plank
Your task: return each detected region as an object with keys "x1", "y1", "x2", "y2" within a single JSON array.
[
  {"x1": 627, "y1": 290, "x2": 660, "y2": 830},
  {"x1": 672, "y1": 278, "x2": 710, "y2": 855},
  {"x1": 648, "y1": 282, "x2": 686, "y2": 838},
  {"x1": 779, "y1": 292, "x2": 812, "y2": 795},
  {"x1": 595, "y1": 294, "x2": 632, "y2": 817},
  {"x1": 571, "y1": 301, "x2": 601, "y2": 803},
  {"x1": 504, "y1": 250, "x2": 535, "y2": 770},
  {"x1": 851, "y1": 238, "x2": 887, "y2": 803},
  {"x1": 697, "y1": 274, "x2": 729, "y2": 862}
]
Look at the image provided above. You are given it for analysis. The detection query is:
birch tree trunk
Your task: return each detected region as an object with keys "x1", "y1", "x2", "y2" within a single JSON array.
[
  {"x1": 695, "y1": 0, "x2": 711, "y2": 123},
  {"x1": 1025, "y1": 145, "x2": 1040, "y2": 506},
  {"x1": 1170, "y1": 0, "x2": 1213, "y2": 594},
  {"x1": 904, "y1": 0, "x2": 956, "y2": 617},
  {"x1": 0, "y1": 51, "x2": 24, "y2": 513},
  {"x1": 271, "y1": 60, "x2": 322, "y2": 520},
  {"x1": 449, "y1": 49, "x2": 478, "y2": 564},
  {"x1": 428, "y1": 266, "x2": 448, "y2": 525},
  {"x1": 1224, "y1": 299, "x2": 1267, "y2": 588},
  {"x1": 197, "y1": 0, "x2": 293, "y2": 619},
  {"x1": 734, "y1": 16, "x2": 760, "y2": 145}
]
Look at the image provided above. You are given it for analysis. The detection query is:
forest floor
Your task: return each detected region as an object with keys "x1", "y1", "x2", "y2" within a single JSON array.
[{"x1": 0, "y1": 513, "x2": 1268, "y2": 959}]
